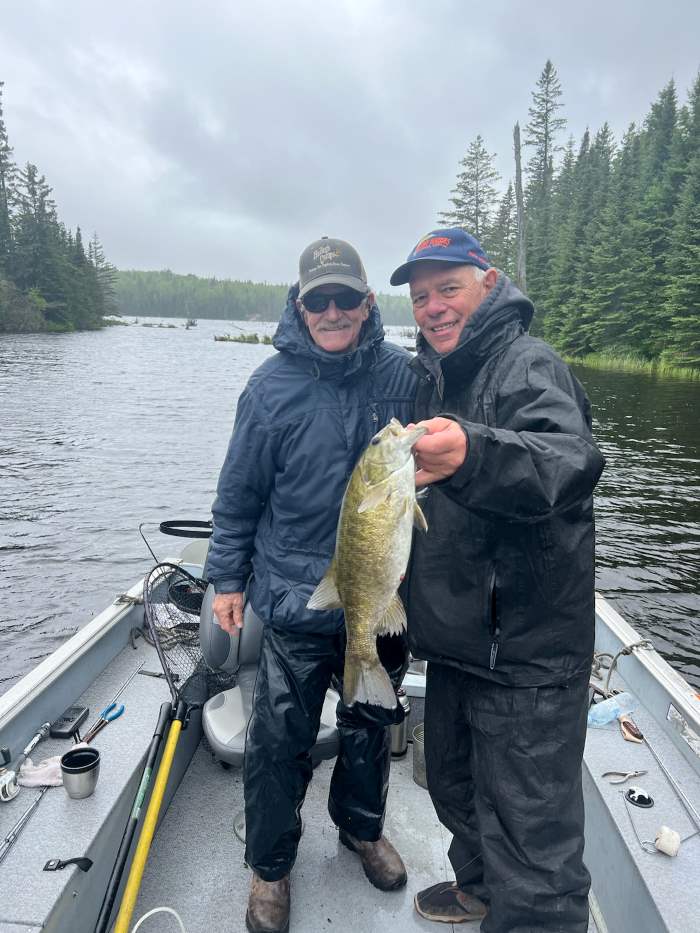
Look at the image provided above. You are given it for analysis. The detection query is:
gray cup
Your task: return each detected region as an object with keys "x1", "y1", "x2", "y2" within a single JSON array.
[
  {"x1": 61, "y1": 747, "x2": 100, "y2": 799},
  {"x1": 412, "y1": 723, "x2": 427, "y2": 789}
]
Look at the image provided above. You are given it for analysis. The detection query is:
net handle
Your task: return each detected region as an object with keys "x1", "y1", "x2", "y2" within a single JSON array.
[{"x1": 158, "y1": 519, "x2": 213, "y2": 539}]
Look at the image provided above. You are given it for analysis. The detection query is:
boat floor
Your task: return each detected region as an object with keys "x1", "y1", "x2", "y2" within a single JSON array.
[
  {"x1": 1, "y1": 630, "x2": 603, "y2": 933},
  {"x1": 133, "y1": 742, "x2": 598, "y2": 933},
  {"x1": 134, "y1": 744, "x2": 461, "y2": 932}
]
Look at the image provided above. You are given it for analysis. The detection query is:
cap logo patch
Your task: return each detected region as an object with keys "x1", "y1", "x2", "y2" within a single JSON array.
[
  {"x1": 414, "y1": 236, "x2": 451, "y2": 254},
  {"x1": 314, "y1": 244, "x2": 342, "y2": 265}
]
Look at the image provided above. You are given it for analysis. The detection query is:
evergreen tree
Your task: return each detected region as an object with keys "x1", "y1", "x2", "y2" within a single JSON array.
[
  {"x1": 626, "y1": 81, "x2": 681, "y2": 354},
  {"x1": 523, "y1": 61, "x2": 567, "y2": 329},
  {"x1": 0, "y1": 82, "x2": 15, "y2": 275},
  {"x1": 487, "y1": 182, "x2": 518, "y2": 276},
  {"x1": 639, "y1": 80, "x2": 678, "y2": 191},
  {"x1": 542, "y1": 137, "x2": 578, "y2": 344},
  {"x1": 11, "y1": 163, "x2": 60, "y2": 300},
  {"x1": 663, "y1": 78, "x2": 700, "y2": 366},
  {"x1": 0, "y1": 82, "x2": 115, "y2": 334},
  {"x1": 582, "y1": 126, "x2": 648, "y2": 353},
  {"x1": 563, "y1": 123, "x2": 616, "y2": 355},
  {"x1": 438, "y1": 134, "x2": 501, "y2": 241},
  {"x1": 73, "y1": 226, "x2": 87, "y2": 266},
  {"x1": 543, "y1": 131, "x2": 592, "y2": 348},
  {"x1": 89, "y1": 231, "x2": 118, "y2": 315},
  {"x1": 663, "y1": 158, "x2": 700, "y2": 366},
  {"x1": 524, "y1": 60, "x2": 567, "y2": 204},
  {"x1": 662, "y1": 156, "x2": 700, "y2": 365}
]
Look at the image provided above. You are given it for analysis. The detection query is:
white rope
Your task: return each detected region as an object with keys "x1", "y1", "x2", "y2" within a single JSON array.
[{"x1": 131, "y1": 905, "x2": 188, "y2": 933}]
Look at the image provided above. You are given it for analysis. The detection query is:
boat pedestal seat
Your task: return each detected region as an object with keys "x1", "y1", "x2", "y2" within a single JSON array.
[{"x1": 199, "y1": 584, "x2": 340, "y2": 768}]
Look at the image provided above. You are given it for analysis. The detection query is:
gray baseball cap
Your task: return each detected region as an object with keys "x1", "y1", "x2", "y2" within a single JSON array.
[{"x1": 298, "y1": 237, "x2": 368, "y2": 299}]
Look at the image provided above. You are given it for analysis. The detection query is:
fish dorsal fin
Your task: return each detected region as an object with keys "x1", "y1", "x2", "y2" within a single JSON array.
[
  {"x1": 376, "y1": 593, "x2": 407, "y2": 636},
  {"x1": 357, "y1": 481, "x2": 392, "y2": 513},
  {"x1": 307, "y1": 561, "x2": 342, "y2": 610},
  {"x1": 414, "y1": 502, "x2": 428, "y2": 532}
]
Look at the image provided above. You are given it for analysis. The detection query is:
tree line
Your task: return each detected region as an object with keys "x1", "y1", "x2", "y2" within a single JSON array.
[
  {"x1": 4, "y1": 64, "x2": 697, "y2": 365},
  {"x1": 0, "y1": 82, "x2": 116, "y2": 334},
  {"x1": 115, "y1": 269, "x2": 416, "y2": 326},
  {"x1": 440, "y1": 62, "x2": 700, "y2": 369}
]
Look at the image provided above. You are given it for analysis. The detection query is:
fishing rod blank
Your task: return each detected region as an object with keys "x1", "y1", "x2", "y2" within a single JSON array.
[{"x1": 94, "y1": 701, "x2": 173, "y2": 933}]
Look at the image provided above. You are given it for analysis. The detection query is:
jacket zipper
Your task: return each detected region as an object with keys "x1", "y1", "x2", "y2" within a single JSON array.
[{"x1": 488, "y1": 569, "x2": 500, "y2": 670}]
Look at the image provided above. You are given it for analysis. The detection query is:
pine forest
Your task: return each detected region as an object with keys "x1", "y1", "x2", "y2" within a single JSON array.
[
  {"x1": 0, "y1": 83, "x2": 117, "y2": 333},
  {"x1": 440, "y1": 62, "x2": 700, "y2": 370}
]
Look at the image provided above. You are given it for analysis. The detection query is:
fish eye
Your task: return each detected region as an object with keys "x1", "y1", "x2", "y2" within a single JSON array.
[{"x1": 371, "y1": 437, "x2": 381, "y2": 446}]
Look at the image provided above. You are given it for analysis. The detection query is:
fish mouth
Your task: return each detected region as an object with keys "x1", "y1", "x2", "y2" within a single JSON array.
[
  {"x1": 383, "y1": 418, "x2": 428, "y2": 449},
  {"x1": 402, "y1": 424, "x2": 428, "y2": 447}
]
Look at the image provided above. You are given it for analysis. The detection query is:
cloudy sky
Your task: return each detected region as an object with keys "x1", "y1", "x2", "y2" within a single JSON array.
[{"x1": 2, "y1": 1, "x2": 698, "y2": 291}]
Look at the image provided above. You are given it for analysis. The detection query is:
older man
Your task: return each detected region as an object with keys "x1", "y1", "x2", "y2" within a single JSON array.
[
  {"x1": 390, "y1": 228, "x2": 605, "y2": 932},
  {"x1": 206, "y1": 237, "x2": 415, "y2": 933}
]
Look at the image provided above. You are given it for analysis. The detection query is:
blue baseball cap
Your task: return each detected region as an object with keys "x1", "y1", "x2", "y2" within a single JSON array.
[{"x1": 390, "y1": 228, "x2": 491, "y2": 286}]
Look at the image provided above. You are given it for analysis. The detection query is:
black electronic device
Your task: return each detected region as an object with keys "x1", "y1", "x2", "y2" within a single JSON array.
[{"x1": 50, "y1": 705, "x2": 89, "y2": 739}]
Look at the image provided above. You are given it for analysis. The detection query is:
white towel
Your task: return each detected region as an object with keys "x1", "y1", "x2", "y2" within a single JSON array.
[{"x1": 18, "y1": 755, "x2": 63, "y2": 787}]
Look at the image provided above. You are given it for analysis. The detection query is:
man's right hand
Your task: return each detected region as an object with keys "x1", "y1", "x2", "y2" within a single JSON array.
[{"x1": 212, "y1": 591, "x2": 245, "y2": 634}]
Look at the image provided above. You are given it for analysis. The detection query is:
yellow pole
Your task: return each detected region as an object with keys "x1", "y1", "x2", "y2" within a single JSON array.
[{"x1": 112, "y1": 715, "x2": 183, "y2": 933}]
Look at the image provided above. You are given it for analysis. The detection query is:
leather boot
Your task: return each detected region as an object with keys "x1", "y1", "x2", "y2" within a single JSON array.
[
  {"x1": 245, "y1": 872, "x2": 290, "y2": 933},
  {"x1": 339, "y1": 829, "x2": 407, "y2": 891}
]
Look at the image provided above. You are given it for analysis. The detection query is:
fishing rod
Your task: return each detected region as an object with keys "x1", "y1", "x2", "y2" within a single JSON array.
[
  {"x1": 109, "y1": 563, "x2": 206, "y2": 933},
  {"x1": 0, "y1": 786, "x2": 50, "y2": 865},
  {"x1": 0, "y1": 723, "x2": 50, "y2": 802},
  {"x1": 94, "y1": 701, "x2": 173, "y2": 933}
]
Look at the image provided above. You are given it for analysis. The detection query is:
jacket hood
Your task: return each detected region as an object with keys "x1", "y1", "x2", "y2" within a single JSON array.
[
  {"x1": 414, "y1": 273, "x2": 534, "y2": 389},
  {"x1": 273, "y1": 283, "x2": 385, "y2": 380}
]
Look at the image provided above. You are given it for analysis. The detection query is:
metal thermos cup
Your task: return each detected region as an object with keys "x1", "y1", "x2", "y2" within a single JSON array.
[
  {"x1": 61, "y1": 746, "x2": 100, "y2": 799},
  {"x1": 391, "y1": 688, "x2": 411, "y2": 757}
]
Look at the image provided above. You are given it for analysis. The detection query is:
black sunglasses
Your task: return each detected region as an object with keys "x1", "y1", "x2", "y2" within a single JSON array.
[{"x1": 302, "y1": 288, "x2": 368, "y2": 313}]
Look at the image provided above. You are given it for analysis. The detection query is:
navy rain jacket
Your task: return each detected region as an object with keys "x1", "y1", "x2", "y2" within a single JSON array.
[
  {"x1": 205, "y1": 287, "x2": 416, "y2": 634},
  {"x1": 406, "y1": 273, "x2": 606, "y2": 686}
]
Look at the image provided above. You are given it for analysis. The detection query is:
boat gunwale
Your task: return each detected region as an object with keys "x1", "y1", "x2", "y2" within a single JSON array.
[
  {"x1": 594, "y1": 593, "x2": 700, "y2": 755},
  {"x1": 0, "y1": 579, "x2": 143, "y2": 744}
]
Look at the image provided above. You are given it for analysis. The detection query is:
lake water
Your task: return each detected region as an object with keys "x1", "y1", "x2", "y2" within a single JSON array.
[{"x1": 1, "y1": 317, "x2": 698, "y2": 695}]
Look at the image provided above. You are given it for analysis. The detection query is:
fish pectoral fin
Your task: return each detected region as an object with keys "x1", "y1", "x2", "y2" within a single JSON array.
[
  {"x1": 413, "y1": 502, "x2": 428, "y2": 532},
  {"x1": 376, "y1": 593, "x2": 407, "y2": 637},
  {"x1": 307, "y1": 563, "x2": 342, "y2": 610},
  {"x1": 357, "y1": 482, "x2": 392, "y2": 513}
]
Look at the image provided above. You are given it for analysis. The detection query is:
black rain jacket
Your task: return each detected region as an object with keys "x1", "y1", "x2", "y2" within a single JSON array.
[
  {"x1": 406, "y1": 273, "x2": 605, "y2": 686},
  {"x1": 205, "y1": 286, "x2": 416, "y2": 634}
]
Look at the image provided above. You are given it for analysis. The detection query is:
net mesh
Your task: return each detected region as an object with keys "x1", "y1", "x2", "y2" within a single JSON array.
[{"x1": 142, "y1": 562, "x2": 235, "y2": 707}]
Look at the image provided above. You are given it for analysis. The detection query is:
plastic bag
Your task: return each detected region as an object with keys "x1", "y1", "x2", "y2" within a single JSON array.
[{"x1": 587, "y1": 691, "x2": 636, "y2": 727}]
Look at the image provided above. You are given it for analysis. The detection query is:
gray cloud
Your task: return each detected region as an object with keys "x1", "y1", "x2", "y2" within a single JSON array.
[{"x1": 1, "y1": 0, "x2": 698, "y2": 292}]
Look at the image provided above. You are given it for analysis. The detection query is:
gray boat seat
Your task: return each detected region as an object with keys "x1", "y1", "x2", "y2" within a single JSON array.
[{"x1": 199, "y1": 584, "x2": 340, "y2": 767}]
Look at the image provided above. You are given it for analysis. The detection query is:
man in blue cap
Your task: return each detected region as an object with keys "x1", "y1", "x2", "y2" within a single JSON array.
[{"x1": 390, "y1": 229, "x2": 605, "y2": 931}]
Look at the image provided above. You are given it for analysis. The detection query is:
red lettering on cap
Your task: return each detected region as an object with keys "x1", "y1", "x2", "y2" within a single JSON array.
[{"x1": 414, "y1": 236, "x2": 451, "y2": 253}]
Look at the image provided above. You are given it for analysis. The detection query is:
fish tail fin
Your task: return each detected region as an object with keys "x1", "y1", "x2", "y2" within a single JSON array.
[{"x1": 343, "y1": 655, "x2": 397, "y2": 710}]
